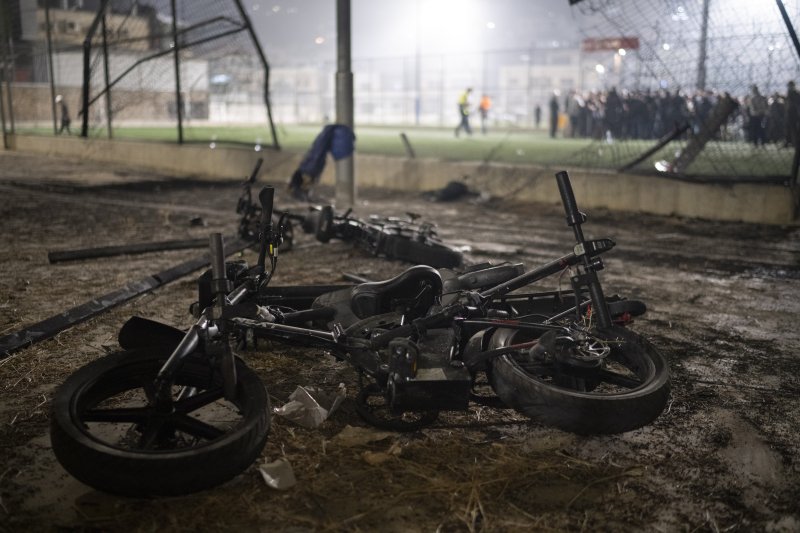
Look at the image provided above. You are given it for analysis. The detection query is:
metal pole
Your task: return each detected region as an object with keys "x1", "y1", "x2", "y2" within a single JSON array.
[
  {"x1": 101, "y1": 14, "x2": 113, "y2": 138},
  {"x1": 776, "y1": 0, "x2": 800, "y2": 62},
  {"x1": 414, "y1": 0, "x2": 420, "y2": 125},
  {"x1": 231, "y1": 0, "x2": 280, "y2": 150},
  {"x1": 696, "y1": 0, "x2": 710, "y2": 90},
  {"x1": 0, "y1": 22, "x2": 8, "y2": 147},
  {"x1": 45, "y1": 4, "x2": 58, "y2": 134},
  {"x1": 0, "y1": 73, "x2": 7, "y2": 149},
  {"x1": 79, "y1": 0, "x2": 110, "y2": 138},
  {"x1": 335, "y1": 0, "x2": 355, "y2": 207},
  {"x1": 5, "y1": 35, "x2": 15, "y2": 133},
  {"x1": 170, "y1": 0, "x2": 183, "y2": 143}
]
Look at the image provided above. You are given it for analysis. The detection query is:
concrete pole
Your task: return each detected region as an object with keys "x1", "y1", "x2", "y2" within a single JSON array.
[
  {"x1": 696, "y1": 0, "x2": 710, "y2": 90},
  {"x1": 335, "y1": 0, "x2": 355, "y2": 207}
]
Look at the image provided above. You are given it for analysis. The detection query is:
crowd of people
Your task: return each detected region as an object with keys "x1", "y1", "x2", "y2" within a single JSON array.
[{"x1": 545, "y1": 82, "x2": 800, "y2": 147}]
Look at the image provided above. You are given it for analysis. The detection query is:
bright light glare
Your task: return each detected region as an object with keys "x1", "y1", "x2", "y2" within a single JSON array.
[
  {"x1": 595, "y1": 64, "x2": 605, "y2": 74},
  {"x1": 662, "y1": 43, "x2": 671, "y2": 51},
  {"x1": 486, "y1": 21, "x2": 496, "y2": 29},
  {"x1": 417, "y1": 0, "x2": 482, "y2": 52},
  {"x1": 314, "y1": 36, "x2": 325, "y2": 45},
  {"x1": 618, "y1": 48, "x2": 627, "y2": 56}
]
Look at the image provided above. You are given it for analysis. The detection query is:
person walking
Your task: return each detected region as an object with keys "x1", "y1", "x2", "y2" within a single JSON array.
[
  {"x1": 548, "y1": 92, "x2": 559, "y2": 138},
  {"x1": 479, "y1": 93, "x2": 492, "y2": 134},
  {"x1": 455, "y1": 87, "x2": 473, "y2": 137},
  {"x1": 56, "y1": 95, "x2": 71, "y2": 135}
]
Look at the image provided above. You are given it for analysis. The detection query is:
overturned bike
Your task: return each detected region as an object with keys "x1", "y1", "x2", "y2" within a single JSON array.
[
  {"x1": 50, "y1": 171, "x2": 670, "y2": 496},
  {"x1": 237, "y1": 159, "x2": 462, "y2": 268}
]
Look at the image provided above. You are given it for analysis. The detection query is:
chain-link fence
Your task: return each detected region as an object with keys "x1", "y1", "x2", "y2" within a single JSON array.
[
  {"x1": 2, "y1": 1, "x2": 799, "y2": 181},
  {"x1": 0, "y1": 0, "x2": 278, "y2": 148}
]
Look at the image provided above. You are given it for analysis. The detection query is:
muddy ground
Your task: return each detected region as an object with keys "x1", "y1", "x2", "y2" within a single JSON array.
[{"x1": 0, "y1": 150, "x2": 798, "y2": 532}]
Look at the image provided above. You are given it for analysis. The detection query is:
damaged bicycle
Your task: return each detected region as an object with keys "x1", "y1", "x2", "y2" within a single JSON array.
[{"x1": 50, "y1": 171, "x2": 670, "y2": 496}]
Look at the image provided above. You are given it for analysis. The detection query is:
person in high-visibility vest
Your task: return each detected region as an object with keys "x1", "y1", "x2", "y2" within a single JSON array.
[
  {"x1": 454, "y1": 87, "x2": 473, "y2": 137},
  {"x1": 479, "y1": 94, "x2": 492, "y2": 134}
]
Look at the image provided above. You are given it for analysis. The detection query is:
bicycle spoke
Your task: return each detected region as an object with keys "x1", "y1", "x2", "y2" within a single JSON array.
[
  {"x1": 173, "y1": 414, "x2": 225, "y2": 441},
  {"x1": 83, "y1": 406, "x2": 151, "y2": 424},
  {"x1": 174, "y1": 387, "x2": 225, "y2": 413}
]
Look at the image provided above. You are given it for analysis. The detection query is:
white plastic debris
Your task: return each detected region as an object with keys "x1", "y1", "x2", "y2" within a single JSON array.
[
  {"x1": 273, "y1": 384, "x2": 346, "y2": 429},
  {"x1": 259, "y1": 458, "x2": 297, "y2": 490}
]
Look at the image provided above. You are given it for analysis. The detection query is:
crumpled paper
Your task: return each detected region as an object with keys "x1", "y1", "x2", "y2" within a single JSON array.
[
  {"x1": 273, "y1": 384, "x2": 346, "y2": 429},
  {"x1": 259, "y1": 458, "x2": 297, "y2": 490}
]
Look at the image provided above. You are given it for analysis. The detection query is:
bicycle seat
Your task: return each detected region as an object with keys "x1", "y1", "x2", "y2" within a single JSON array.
[{"x1": 350, "y1": 265, "x2": 443, "y2": 319}]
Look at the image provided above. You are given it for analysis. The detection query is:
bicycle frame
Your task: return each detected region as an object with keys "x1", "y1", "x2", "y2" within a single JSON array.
[{"x1": 151, "y1": 170, "x2": 624, "y2": 412}]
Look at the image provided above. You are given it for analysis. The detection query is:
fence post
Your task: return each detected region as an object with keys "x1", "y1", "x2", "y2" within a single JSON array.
[
  {"x1": 45, "y1": 3, "x2": 57, "y2": 134},
  {"x1": 335, "y1": 0, "x2": 355, "y2": 207},
  {"x1": 101, "y1": 14, "x2": 113, "y2": 138},
  {"x1": 170, "y1": 0, "x2": 183, "y2": 144}
]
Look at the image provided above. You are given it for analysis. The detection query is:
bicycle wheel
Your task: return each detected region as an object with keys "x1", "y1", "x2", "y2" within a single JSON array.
[
  {"x1": 50, "y1": 349, "x2": 270, "y2": 497},
  {"x1": 384, "y1": 235, "x2": 463, "y2": 268},
  {"x1": 488, "y1": 325, "x2": 669, "y2": 434}
]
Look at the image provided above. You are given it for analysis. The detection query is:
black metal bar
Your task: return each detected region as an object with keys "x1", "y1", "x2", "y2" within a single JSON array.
[
  {"x1": 776, "y1": 0, "x2": 800, "y2": 62},
  {"x1": 479, "y1": 252, "x2": 577, "y2": 301},
  {"x1": 80, "y1": 0, "x2": 111, "y2": 137},
  {"x1": 0, "y1": 238, "x2": 250, "y2": 359},
  {"x1": 0, "y1": 76, "x2": 6, "y2": 149},
  {"x1": 44, "y1": 3, "x2": 58, "y2": 135},
  {"x1": 48, "y1": 238, "x2": 211, "y2": 263},
  {"x1": 232, "y1": 0, "x2": 281, "y2": 150},
  {"x1": 171, "y1": 0, "x2": 183, "y2": 144},
  {"x1": 617, "y1": 123, "x2": 690, "y2": 173},
  {"x1": 400, "y1": 132, "x2": 416, "y2": 158},
  {"x1": 101, "y1": 13, "x2": 113, "y2": 139}
]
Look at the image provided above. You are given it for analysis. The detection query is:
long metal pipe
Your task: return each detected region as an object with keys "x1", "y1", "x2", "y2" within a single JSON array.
[
  {"x1": 335, "y1": 0, "x2": 355, "y2": 207},
  {"x1": 44, "y1": 4, "x2": 58, "y2": 134},
  {"x1": 170, "y1": 0, "x2": 183, "y2": 144}
]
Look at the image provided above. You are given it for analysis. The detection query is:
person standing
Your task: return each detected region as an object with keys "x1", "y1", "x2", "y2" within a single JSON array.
[
  {"x1": 548, "y1": 92, "x2": 559, "y2": 138},
  {"x1": 56, "y1": 95, "x2": 71, "y2": 135},
  {"x1": 786, "y1": 81, "x2": 800, "y2": 148},
  {"x1": 454, "y1": 87, "x2": 473, "y2": 137},
  {"x1": 534, "y1": 104, "x2": 542, "y2": 129},
  {"x1": 746, "y1": 85, "x2": 768, "y2": 146},
  {"x1": 479, "y1": 93, "x2": 492, "y2": 134}
]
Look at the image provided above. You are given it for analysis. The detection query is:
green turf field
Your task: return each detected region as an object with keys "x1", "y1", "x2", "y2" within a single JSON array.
[{"x1": 14, "y1": 123, "x2": 794, "y2": 178}]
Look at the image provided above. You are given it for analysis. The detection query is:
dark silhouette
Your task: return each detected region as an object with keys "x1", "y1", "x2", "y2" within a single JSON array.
[
  {"x1": 56, "y1": 95, "x2": 71, "y2": 135},
  {"x1": 548, "y1": 93, "x2": 559, "y2": 138}
]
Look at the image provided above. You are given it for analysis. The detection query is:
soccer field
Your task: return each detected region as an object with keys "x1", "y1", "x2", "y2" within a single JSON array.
[{"x1": 16, "y1": 123, "x2": 794, "y2": 178}]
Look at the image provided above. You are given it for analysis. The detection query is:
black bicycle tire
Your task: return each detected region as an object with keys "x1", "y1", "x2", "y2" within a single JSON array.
[
  {"x1": 50, "y1": 349, "x2": 270, "y2": 497},
  {"x1": 488, "y1": 326, "x2": 669, "y2": 434},
  {"x1": 384, "y1": 235, "x2": 462, "y2": 268}
]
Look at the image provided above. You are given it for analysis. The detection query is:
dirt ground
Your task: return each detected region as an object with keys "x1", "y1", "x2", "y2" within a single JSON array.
[{"x1": 0, "y1": 150, "x2": 799, "y2": 532}]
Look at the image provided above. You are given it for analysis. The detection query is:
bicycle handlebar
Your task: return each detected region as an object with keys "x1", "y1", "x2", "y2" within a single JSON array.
[
  {"x1": 555, "y1": 171, "x2": 585, "y2": 227},
  {"x1": 256, "y1": 186, "x2": 275, "y2": 273},
  {"x1": 259, "y1": 186, "x2": 274, "y2": 223}
]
